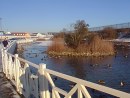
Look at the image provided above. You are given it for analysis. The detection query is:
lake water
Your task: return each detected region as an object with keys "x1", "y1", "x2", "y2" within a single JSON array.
[{"x1": 18, "y1": 41, "x2": 130, "y2": 97}]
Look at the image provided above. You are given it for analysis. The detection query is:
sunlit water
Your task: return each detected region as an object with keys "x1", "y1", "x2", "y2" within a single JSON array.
[{"x1": 19, "y1": 41, "x2": 130, "y2": 97}]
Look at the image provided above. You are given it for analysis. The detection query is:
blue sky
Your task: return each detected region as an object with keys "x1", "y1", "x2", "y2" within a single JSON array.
[{"x1": 0, "y1": 0, "x2": 130, "y2": 33}]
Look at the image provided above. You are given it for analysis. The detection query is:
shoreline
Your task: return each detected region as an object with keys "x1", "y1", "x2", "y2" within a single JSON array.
[{"x1": 48, "y1": 51, "x2": 115, "y2": 57}]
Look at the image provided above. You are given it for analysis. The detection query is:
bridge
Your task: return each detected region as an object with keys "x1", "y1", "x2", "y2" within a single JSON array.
[
  {"x1": 89, "y1": 22, "x2": 130, "y2": 32},
  {"x1": 0, "y1": 39, "x2": 130, "y2": 98}
]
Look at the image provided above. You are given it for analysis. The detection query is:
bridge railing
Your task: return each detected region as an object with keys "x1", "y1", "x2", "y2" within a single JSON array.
[
  {"x1": 89, "y1": 22, "x2": 130, "y2": 32},
  {"x1": 1, "y1": 41, "x2": 130, "y2": 98}
]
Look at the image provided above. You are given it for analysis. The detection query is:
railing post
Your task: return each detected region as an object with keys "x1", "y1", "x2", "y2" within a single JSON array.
[
  {"x1": 8, "y1": 55, "x2": 12, "y2": 79},
  {"x1": 24, "y1": 63, "x2": 31, "y2": 98},
  {"x1": 3, "y1": 50, "x2": 8, "y2": 76},
  {"x1": 38, "y1": 63, "x2": 50, "y2": 98},
  {"x1": 14, "y1": 54, "x2": 20, "y2": 92},
  {"x1": 1, "y1": 49, "x2": 4, "y2": 72}
]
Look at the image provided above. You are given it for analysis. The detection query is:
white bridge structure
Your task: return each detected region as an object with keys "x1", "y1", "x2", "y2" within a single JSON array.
[{"x1": 1, "y1": 40, "x2": 130, "y2": 98}]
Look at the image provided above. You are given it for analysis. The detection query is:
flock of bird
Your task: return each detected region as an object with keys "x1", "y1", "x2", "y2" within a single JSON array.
[
  {"x1": 24, "y1": 48, "x2": 127, "y2": 88},
  {"x1": 52, "y1": 76, "x2": 125, "y2": 87}
]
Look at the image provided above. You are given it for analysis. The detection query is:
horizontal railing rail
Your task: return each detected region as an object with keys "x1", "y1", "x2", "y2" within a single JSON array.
[
  {"x1": 1, "y1": 40, "x2": 130, "y2": 98},
  {"x1": 7, "y1": 52, "x2": 39, "y2": 69},
  {"x1": 45, "y1": 69, "x2": 130, "y2": 98}
]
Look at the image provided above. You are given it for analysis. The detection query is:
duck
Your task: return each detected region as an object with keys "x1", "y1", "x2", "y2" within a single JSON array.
[
  {"x1": 35, "y1": 54, "x2": 38, "y2": 57},
  {"x1": 90, "y1": 64, "x2": 95, "y2": 67},
  {"x1": 69, "y1": 83, "x2": 76, "y2": 88},
  {"x1": 90, "y1": 64, "x2": 93, "y2": 67},
  {"x1": 53, "y1": 77, "x2": 58, "y2": 81},
  {"x1": 98, "y1": 80, "x2": 105, "y2": 84},
  {"x1": 120, "y1": 81, "x2": 125, "y2": 86},
  {"x1": 107, "y1": 64, "x2": 112, "y2": 68},
  {"x1": 124, "y1": 55, "x2": 128, "y2": 58},
  {"x1": 95, "y1": 64, "x2": 98, "y2": 66}
]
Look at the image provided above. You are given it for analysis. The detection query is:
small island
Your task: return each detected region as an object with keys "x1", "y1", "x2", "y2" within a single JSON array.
[{"x1": 47, "y1": 20, "x2": 116, "y2": 57}]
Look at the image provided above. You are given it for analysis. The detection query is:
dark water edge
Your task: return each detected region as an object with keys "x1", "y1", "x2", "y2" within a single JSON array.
[{"x1": 17, "y1": 41, "x2": 130, "y2": 98}]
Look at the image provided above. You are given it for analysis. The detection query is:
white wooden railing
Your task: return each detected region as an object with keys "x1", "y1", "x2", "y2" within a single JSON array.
[{"x1": 1, "y1": 40, "x2": 130, "y2": 98}]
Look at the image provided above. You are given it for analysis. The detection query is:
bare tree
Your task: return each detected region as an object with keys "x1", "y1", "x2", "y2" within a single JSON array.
[{"x1": 65, "y1": 20, "x2": 89, "y2": 48}]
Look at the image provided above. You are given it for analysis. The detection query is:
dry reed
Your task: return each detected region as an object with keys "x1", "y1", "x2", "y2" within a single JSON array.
[{"x1": 47, "y1": 36, "x2": 115, "y2": 56}]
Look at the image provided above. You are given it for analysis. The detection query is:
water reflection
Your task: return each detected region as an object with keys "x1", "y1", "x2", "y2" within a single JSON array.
[{"x1": 66, "y1": 57, "x2": 86, "y2": 79}]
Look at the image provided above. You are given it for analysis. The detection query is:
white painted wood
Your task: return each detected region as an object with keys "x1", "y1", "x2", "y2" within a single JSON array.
[
  {"x1": 15, "y1": 54, "x2": 19, "y2": 92},
  {"x1": 19, "y1": 67, "x2": 23, "y2": 94},
  {"x1": 52, "y1": 89, "x2": 56, "y2": 98},
  {"x1": 2, "y1": 49, "x2": 5, "y2": 73},
  {"x1": 53, "y1": 90, "x2": 60, "y2": 98},
  {"x1": 21, "y1": 64, "x2": 26, "y2": 97},
  {"x1": 78, "y1": 88, "x2": 83, "y2": 98},
  {"x1": 17, "y1": 59, "x2": 22, "y2": 92},
  {"x1": 45, "y1": 72, "x2": 60, "y2": 98},
  {"x1": 53, "y1": 87, "x2": 67, "y2": 96},
  {"x1": 4, "y1": 50, "x2": 8, "y2": 76},
  {"x1": 1, "y1": 49, "x2": 4, "y2": 72},
  {"x1": 8, "y1": 55, "x2": 12, "y2": 79},
  {"x1": 11, "y1": 59, "x2": 15, "y2": 80},
  {"x1": 6, "y1": 53, "x2": 10, "y2": 78},
  {"x1": 79, "y1": 85, "x2": 91, "y2": 98},
  {"x1": 45, "y1": 72, "x2": 55, "y2": 86},
  {"x1": 65, "y1": 84, "x2": 78, "y2": 98},
  {"x1": 24, "y1": 63, "x2": 31, "y2": 98},
  {"x1": 7, "y1": 52, "x2": 39, "y2": 69},
  {"x1": 38, "y1": 63, "x2": 50, "y2": 98},
  {"x1": 45, "y1": 69, "x2": 130, "y2": 98}
]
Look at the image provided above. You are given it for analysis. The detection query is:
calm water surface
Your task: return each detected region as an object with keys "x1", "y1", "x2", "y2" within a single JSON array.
[{"x1": 19, "y1": 41, "x2": 130, "y2": 97}]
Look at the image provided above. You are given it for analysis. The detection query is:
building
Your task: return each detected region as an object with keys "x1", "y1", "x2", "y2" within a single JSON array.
[
  {"x1": 5, "y1": 32, "x2": 11, "y2": 34},
  {"x1": 31, "y1": 33, "x2": 46, "y2": 38},
  {"x1": 0, "y1": 31, "x2": 4, "y2": 35},
  {"x1": 11, "y1": 32, "x2": 31, "y2": 38},
  {"x1": 0, "y1": 31, "x2": 13, "y2": 39}
]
